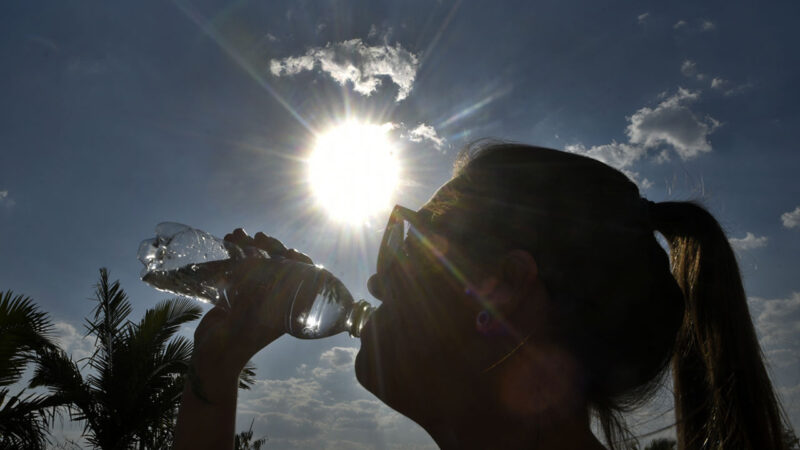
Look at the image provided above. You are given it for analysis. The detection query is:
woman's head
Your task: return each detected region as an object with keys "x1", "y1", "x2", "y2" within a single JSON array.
[
  {"x1": 356, "y1": 142, "x2": 790, "y2": 449},
  {"x1": 358, "y1": 143, "x2": 683, "y2": 418},
  {"x1": 453, "y1": 143, "x2": 686, "y2": 393}
]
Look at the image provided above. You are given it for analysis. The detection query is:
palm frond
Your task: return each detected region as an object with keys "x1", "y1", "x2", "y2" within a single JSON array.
[
  {"x1": 149, "y1": 337, "x2": 193, "y2": 379},
  {"x1": 0, "y1": 388, "x2": 56, "y2": 450},
  {"x1": 130, "y1": 297, "x2": 201, "y2": 360},
  {"x1": 84, "y1": 268, "x2": 132, "y2": 359},
  {"x1": 29, "y1": 347, "x2": 95, "y2": 429},
  {"x1": 20, "y1": 270, "x2": 209, "y2": 449},
  {"x1": 0, "y1": 291, "x2": 56, "y2": 386},
  {"x1": 239, "y1": 361, "x2": 257, "y2": 390},
  {"x1": 234, "y1": 418, "x2": 268, "y2": 450}
]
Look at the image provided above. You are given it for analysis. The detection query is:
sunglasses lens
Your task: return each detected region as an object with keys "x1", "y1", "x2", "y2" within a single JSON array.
[
  {"x1": 386, "y1": 220, "x2": 405, "y2": 253},
  {"x1": 378, "y1": 211, "x2": 409, "y2": 276}
]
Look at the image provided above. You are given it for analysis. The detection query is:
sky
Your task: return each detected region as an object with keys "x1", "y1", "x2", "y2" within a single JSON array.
[{"x1": 1, "y1": 0, "x2": 798, "y2": 448}]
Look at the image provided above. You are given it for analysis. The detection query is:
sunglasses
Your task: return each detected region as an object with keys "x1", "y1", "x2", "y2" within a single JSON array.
[{"x1": 376, "y1": 205, "x2": 435, "y2": 278}]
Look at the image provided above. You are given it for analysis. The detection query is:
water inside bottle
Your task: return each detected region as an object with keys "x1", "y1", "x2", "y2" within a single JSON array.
[
  {"x1": 285, "y1": 267, "x2": 354, "y2": 339},
  {"x1": 142, "y1": 258, "x2": 372, "y2": 338},
  {"x1": 141, "y1": 260, "x2": 233, "y2": 304}
]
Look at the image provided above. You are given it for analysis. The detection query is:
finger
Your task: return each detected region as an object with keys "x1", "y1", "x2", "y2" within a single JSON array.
[
  {"x1": 224, "y1": 228, "x2": 248, "y2": 242},
  {"x1": 286, "y1": 249, "x2": 313, "y2": 265},
  {"x1": 254, "y1": 232, "x2": 288, "y2": 257},
  {"x1": 225, "y1": 228, "x2": 258, "y2": 251}
]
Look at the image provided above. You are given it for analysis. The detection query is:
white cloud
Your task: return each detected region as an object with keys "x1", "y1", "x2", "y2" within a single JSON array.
[
  {"x1": 673, "y1": 20, "x2": 687, "y2": 29},
  {"x1": 320, "y1": 346, "x2": 358, "y2": 367},
  {"x1": 311, "y1": 346, "x2": 358, "y2": 378},
  {"x1": 237, "y1": 345, "x2": 434, "y2": 448},
  {"x1": 270, "y1": 39, "x2": 419, "y2": 101},
  {"x1": 654, "y1": 149, "x2": 671, "y2": 164},
  {"x1": 0, "y1": 190, "x2": 15, "y2": 208},
  {"x1": 680, "y1": 60, "x2": 697, "y2": 77},
  {"x1": 724, "y1": 82, "x2": 753, "y2": 97},
  {"x1": 53, "y1": 321, "x2": 95, "y2": 362},
  {"x1": 637, "y1": 12, "x2": 650, "y2": 24},
  {"x1": 729, "y1": 232, "x2": 768, "y2": 250},
  {"x1": 680, "y1": 60, "x2": 705, "y2": 80},
  {"x1": 568, "y1": 88, "x2": 717, "y2": 187},
  {"x1": 269, "y1": 55, "x2": 314, "y2": 77},
  {"x1": 749, "y1": 293, "x2": 800, "y2": 429},
  {"x1": 565, "y1": 141, "x2": 653, "y2": 189},
  {"x1": 565, "y1": 142, "x2": 653, "y2": 189},
  {"x1": 565, "y1": 142, "x2": 644, "y2": 171},
  {"x1": 387, "y1": 122, "x2": 447, "y2": 153},
  {"x1": 749, "y1": 293, "x2": 800, "y2": 369},
  {"x1": 407, "y1": 123, "x2": 445, "y2": 150},
  {"x1": 710, "y1": 77, "x2": 752, "y2": 96},
  {"x1": 779, "y1": 382, "x2": 800, "y2": 421},
  {"x1": 626, "y1": 88, "x2": 719, "y2": 159},
  {"x1": 782, "y1": 206, "x2": 800, "y2": 229},
  {"x1": 266, "y1": 33, "x2": 278, "y2": 42},
  {"x1": 701, "y1": 20, "x2": 716, "y2": 31}
]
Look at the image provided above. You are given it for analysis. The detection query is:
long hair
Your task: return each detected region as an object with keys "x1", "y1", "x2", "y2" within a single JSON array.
[
  {"x1": 653, "y1": 202, "x2": 788, "y2": 449},
  {"x1": 450, "y1": 141, "x2": 791, "y2": 449}
]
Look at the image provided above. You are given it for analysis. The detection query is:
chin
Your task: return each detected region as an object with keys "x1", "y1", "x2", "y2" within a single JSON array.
[
  {"x1": 355, "y1": 341, "x2": 443, "y2": 426},
  {"x1": 354, "y1": 306, "x2": 451, "y2": 422},
  {"x1": 354, "y1": 319, "x2": 388, "y2": 399},
  {"x1": 354, "y1": 321, "x2": 408, "y2": 412}
]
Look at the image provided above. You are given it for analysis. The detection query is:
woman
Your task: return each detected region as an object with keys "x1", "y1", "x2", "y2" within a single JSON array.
[{"x1": 175, "y1": 143, "x2": 791, "y2": 449}]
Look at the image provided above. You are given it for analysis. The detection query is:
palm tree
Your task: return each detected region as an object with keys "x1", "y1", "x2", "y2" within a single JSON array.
[
  {"x1": 0, "y1": 291, "x2": 61, "y2": 449},
  {"x1": 30, "y1": 268, "x2": 254, "y2": 449},
  {"x1": 234, "y1": 419, "x2": 267, "y2": 450}
]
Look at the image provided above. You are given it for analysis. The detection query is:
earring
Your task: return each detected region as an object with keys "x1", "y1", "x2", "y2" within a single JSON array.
[{"x1": 476, "y1": 310, "x2": 492, "y2": 333}]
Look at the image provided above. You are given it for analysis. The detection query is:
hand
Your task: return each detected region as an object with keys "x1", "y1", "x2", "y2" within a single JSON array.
[
  {"x1": 190, "y1": 229, "x2": 314, "y2": 379},
  {"x1": 225, "y1": 228, "x2": 313, "y2": 265}
]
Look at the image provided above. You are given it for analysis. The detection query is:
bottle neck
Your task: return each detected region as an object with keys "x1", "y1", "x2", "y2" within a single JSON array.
[{"x1": 348, "y1": 300, "x2": 375, "y2": 338}]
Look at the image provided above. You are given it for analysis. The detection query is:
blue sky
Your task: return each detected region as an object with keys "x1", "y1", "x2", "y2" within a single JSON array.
[{"x1": 1, "y1": 0, "x2": 798, "y2": 447}]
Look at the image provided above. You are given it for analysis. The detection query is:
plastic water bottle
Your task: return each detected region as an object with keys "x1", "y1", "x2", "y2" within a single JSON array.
[{"x1": 137, "y1": 223, "x2": 374, "y2": 339}]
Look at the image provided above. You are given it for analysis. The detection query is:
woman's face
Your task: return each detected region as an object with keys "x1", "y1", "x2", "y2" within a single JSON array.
[{"x1": 355, "y1": 180, "x2": 494, "y2": 421}]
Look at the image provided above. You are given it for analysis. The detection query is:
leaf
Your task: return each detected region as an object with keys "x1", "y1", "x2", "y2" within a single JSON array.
[
  {"x1": 0, "y1": 291, "x2": 56, "y2": 387},
  {"x1": 27, "y1": 269, "x2": 204, "y2": 449}
]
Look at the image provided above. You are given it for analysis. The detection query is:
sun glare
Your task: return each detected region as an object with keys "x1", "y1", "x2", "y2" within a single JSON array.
[{"x1": 308, "y1": 121, "x2": 400, "y2": 224}]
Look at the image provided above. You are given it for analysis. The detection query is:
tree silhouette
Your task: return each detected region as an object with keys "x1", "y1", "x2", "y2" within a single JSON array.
[
  {"x1": 29, "y1": 268, "x2": 254, "y2": 449},
  {"x1": 0, "y1": 291, "x2": 62, "y2": 449},
  {"x1": 234, "y1": 419, "x2": 267, "y2": 450}
]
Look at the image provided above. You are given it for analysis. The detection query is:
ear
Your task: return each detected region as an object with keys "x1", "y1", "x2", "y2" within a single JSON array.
[
  {"x1": 502, "y1": 249, "x2": 539, "y2": 296},
  {"x1": 474, "y1": 249, "x2": 540, "y2": 317}
]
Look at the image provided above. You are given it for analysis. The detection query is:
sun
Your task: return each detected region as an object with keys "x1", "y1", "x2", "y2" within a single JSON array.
[{"x1": 308, "y1": 121, "x2": 400, "y2": 224}]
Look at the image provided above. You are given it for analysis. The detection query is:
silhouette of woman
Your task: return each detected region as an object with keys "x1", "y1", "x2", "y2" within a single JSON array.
[{"x1": 175, "y1": 143, "x2": 792, "y2": 449}]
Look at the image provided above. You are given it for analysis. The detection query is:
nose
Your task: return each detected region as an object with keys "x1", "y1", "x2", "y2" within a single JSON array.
[{"x1": 367, "y1": 273, "x2": 386, "y2": 301}]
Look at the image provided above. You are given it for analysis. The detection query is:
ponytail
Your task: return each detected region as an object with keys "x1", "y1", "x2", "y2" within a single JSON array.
[{"x1": 651, "y1": 201, "x2": 788, "y2": 450}]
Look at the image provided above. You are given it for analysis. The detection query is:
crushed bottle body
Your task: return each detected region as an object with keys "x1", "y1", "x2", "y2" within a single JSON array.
[{"x1": 138, "y1": 223, "x2": 373, "y2": 338}]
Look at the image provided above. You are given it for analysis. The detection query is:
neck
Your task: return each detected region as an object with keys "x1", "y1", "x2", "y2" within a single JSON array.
[
  {"x1": 422, "y1": 344, "x2": 606, "y2": 450},
  {"x1": 422, "y1": 405, "x2": 605, "y2": 450}
]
